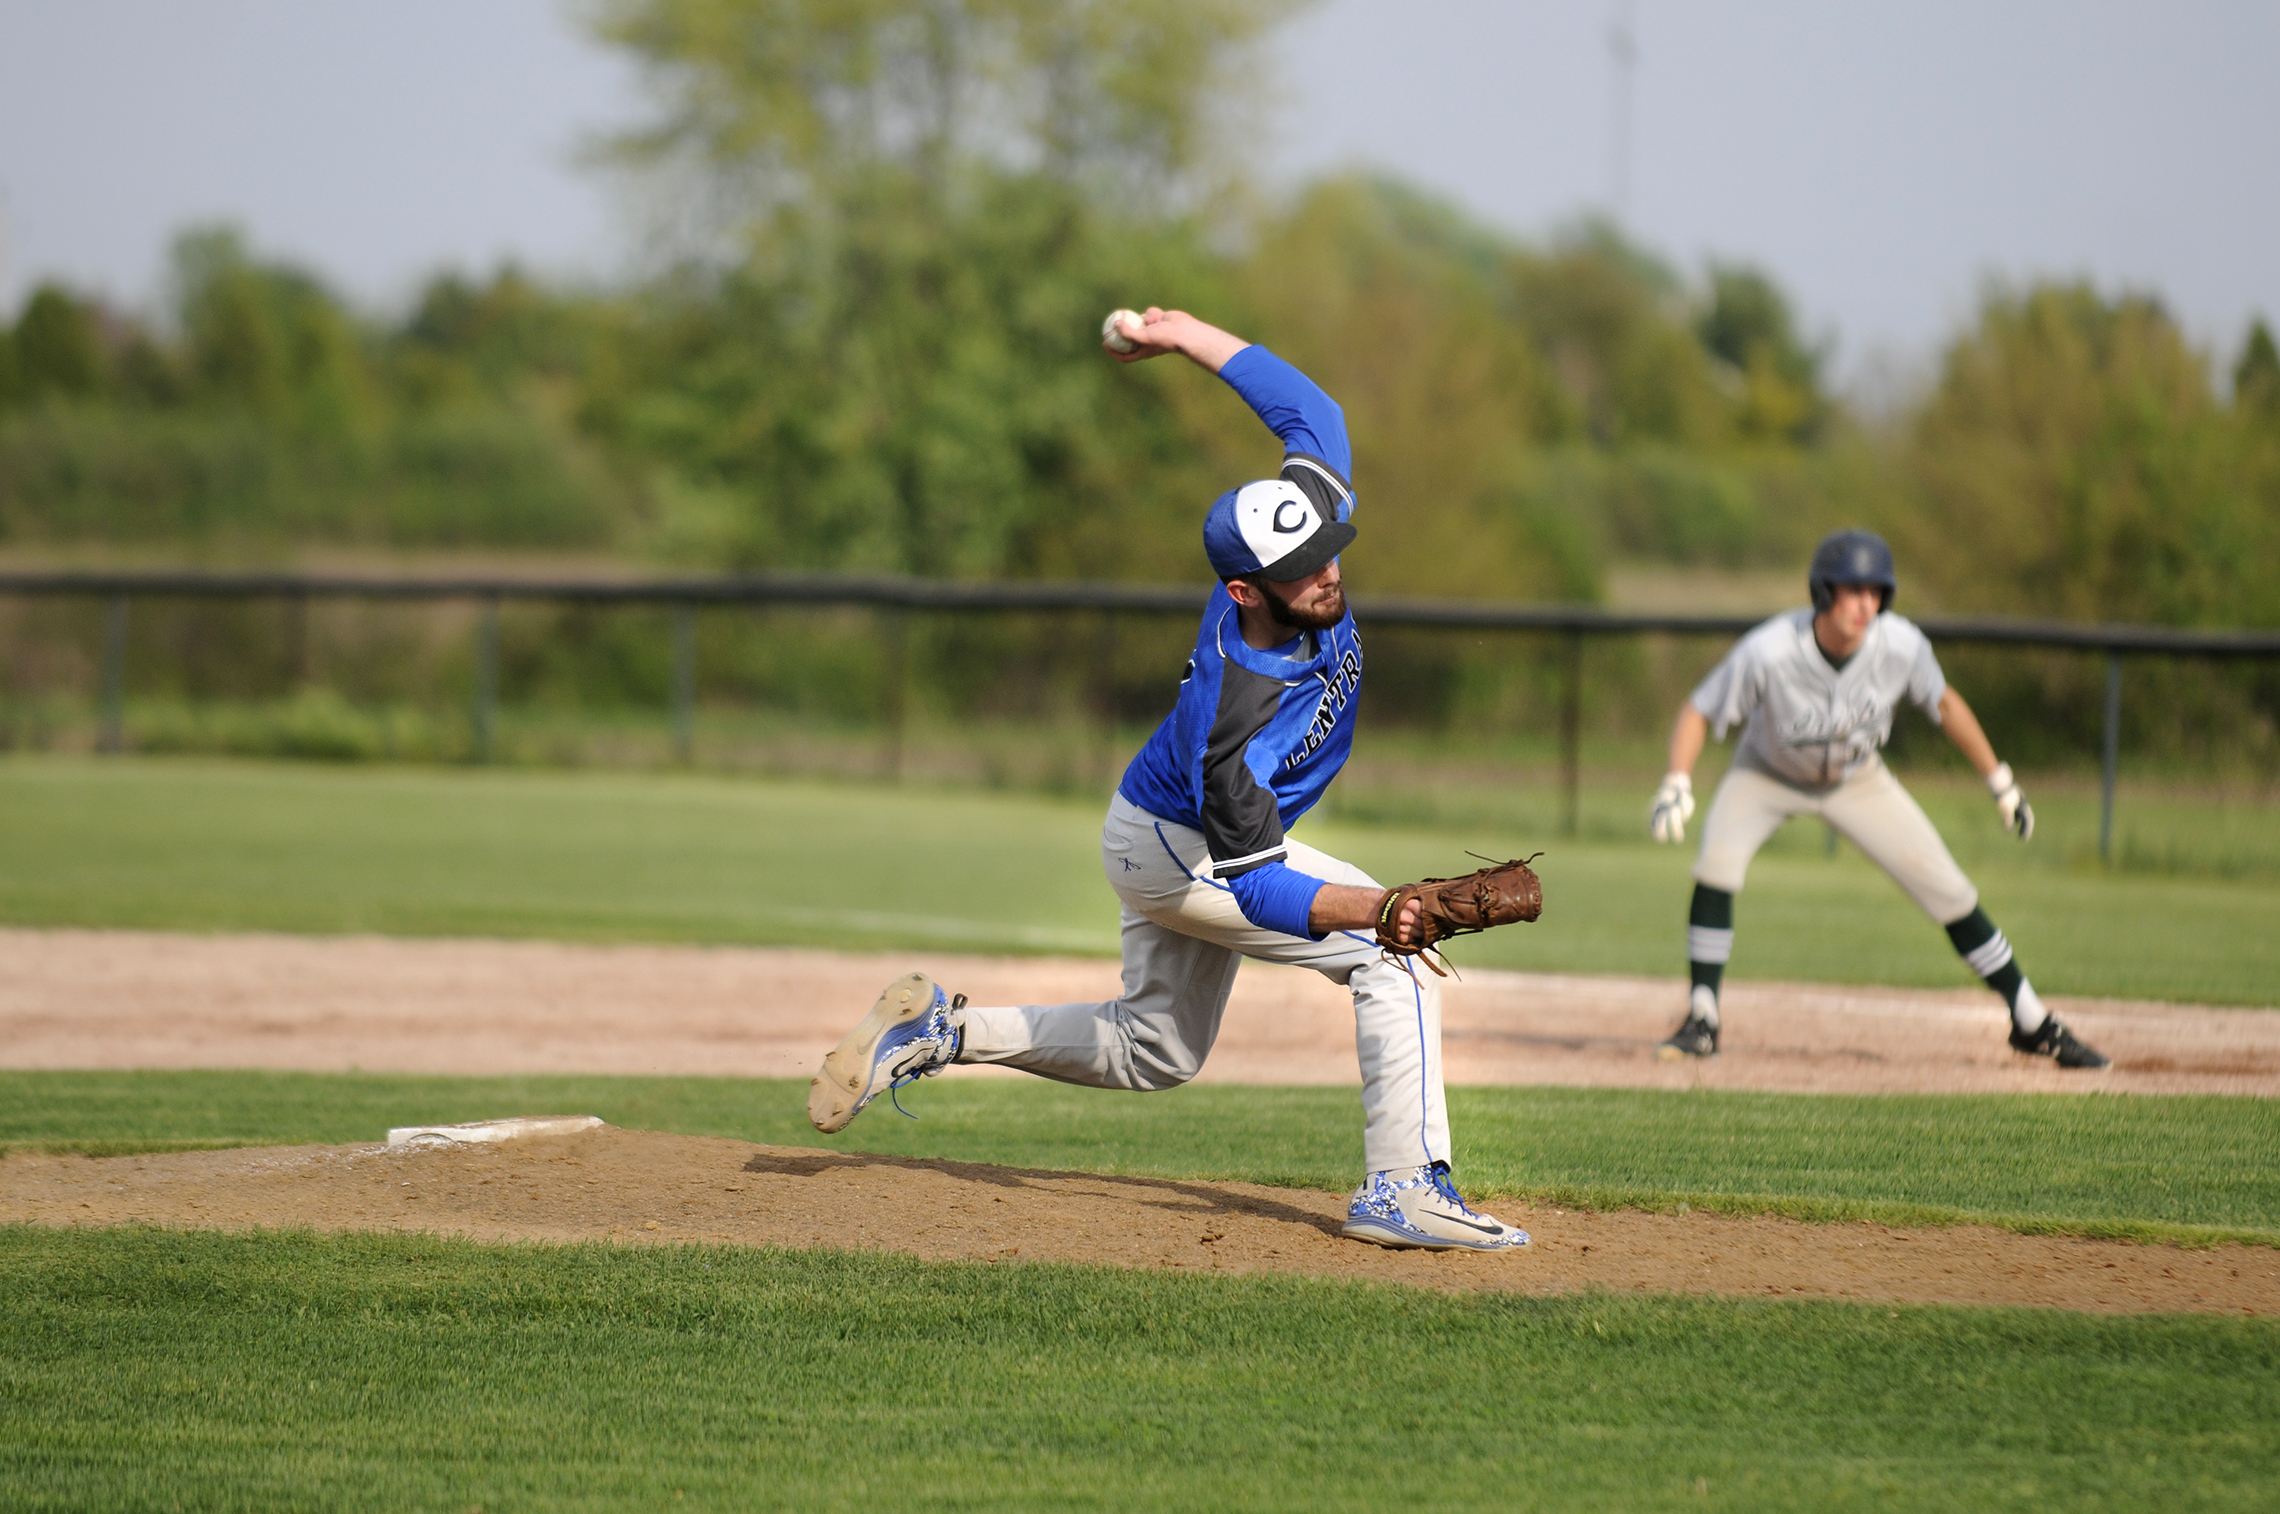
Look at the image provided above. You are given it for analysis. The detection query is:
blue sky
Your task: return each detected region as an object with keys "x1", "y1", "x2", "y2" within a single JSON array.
[{"x1": 2, "y1": 0, "x2": 2274, "y2": 384}]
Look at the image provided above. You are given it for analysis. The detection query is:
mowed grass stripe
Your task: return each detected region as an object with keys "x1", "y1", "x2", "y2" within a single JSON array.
[
  {"x1": 3, "y1": 1227, "x2": 2275, "y2": 1514},
  {"x1": 6, "y1": 1071, "x2": 2274, "y2": 1244},
  {"x1": 1, "y1": 755, "x2": 2275, "y2": 1002}
]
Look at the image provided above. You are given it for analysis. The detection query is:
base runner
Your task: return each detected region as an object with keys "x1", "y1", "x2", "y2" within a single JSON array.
[
  {"x1": 1649, "y1": 530, "x2": 2109, "y2": 1069},
  {"x1": 807, "y1": 307, "x2": 1539, "y2": 1250}
]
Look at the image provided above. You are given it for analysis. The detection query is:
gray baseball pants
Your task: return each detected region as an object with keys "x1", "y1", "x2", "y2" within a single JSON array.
[
  {"x1": 1694, "y1": 759, "x2": 1978, "y2": 922},
  {"x1": 957, "y1": 794, "x2": 1452, "y2": 1175}
]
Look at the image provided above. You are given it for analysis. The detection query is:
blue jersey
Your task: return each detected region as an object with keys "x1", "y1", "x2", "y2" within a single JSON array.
[{"x1": 1118, "y1": 346, "x2": 1362, "y2": 938}]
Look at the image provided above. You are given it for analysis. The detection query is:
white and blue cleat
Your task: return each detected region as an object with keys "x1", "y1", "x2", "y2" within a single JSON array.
[
  {"x1": 808, "y1": 972, "x2": 966, "y2": 1133},
  {"x1": 1341, "y1": 1161, "x2": 1531, "y2": 1251}
]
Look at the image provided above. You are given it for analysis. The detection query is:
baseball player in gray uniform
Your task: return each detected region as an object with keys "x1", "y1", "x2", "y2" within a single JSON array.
[{"x1": 1648, "y1": 530, "x2": 2109, "y2": 1069}]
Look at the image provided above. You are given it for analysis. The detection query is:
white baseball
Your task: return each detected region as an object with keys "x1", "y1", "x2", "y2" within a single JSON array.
[{"x1": 1101, "y1": 309, "x2": 1141, "y2": 353}]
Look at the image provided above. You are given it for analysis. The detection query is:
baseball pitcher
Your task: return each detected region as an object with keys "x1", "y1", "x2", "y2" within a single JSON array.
[
  {"x1": 806, "y1": 307, "x2": 1539, "y2": 1251},
  {"x1": 1649, "y1": 530, "x2": 2108, "y2": 1069}
]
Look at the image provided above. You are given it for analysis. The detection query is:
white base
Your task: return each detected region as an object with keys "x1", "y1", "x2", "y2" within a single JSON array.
[{"x1": 385, "y1": 1114, "x2": 605, "y2": 1150}]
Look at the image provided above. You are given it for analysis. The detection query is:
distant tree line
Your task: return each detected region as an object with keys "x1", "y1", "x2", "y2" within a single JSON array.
[
  {"x1": 3, "y1": 0, "x2": 2276, "y2": 634},
  {"x1": 0, "y1": 0, "x2": 2274, "y2": 777},
  {"x1": 13, "y1": 209, "x2": 2272, "y2": 626}
]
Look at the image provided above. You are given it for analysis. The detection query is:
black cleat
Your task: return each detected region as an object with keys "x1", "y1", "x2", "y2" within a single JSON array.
[
  {"x1": 2009, "y1": 1015, "x2": 2110, "y2": 1070},
  {"x1": 1657, "y1": 1010, "x2": 1720, "y2": 1060}
]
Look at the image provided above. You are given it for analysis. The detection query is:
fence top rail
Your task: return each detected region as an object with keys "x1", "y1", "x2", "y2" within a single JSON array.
[{"x1": 3, "y1": 568, "x2": 2276, "y2": 657}]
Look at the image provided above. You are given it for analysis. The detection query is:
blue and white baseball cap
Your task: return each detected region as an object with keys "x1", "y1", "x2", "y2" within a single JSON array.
[{"x1": 1202, "y1": 479, "x2": 1357, "y2": 582}]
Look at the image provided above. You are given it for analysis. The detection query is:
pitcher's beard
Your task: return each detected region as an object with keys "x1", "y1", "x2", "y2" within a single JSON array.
[{"x1": 1267, "y1": 580, "x2": 1346, "y2": 631}]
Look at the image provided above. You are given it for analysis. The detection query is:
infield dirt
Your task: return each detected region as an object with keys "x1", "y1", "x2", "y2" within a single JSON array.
[
  {"x1": 5, "y1": 1126, "x2": 2275, "y2": 1316},
  {"x1": 5, "y1": 927, "x2": 2276, "y2": 1096},
  {"x1": 9, "y1": 927, "x2": 2277, "y2": 1315}
]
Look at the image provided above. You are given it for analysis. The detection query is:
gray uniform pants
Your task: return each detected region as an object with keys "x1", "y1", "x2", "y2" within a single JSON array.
[
  {"x1": 958, "y1": 795, "x2": 1451, "y2": 1175},
  {"x1": 1694, "y1": 760, "x2": 1978, "y2": 923}
]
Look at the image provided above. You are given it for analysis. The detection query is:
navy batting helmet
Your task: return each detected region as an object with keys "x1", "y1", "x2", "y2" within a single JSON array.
[{"x1": 1808, "y1": 529, "x2": 1896, "y2": 613}]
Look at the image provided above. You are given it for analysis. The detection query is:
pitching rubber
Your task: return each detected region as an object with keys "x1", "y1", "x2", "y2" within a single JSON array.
[
  {"x1": 808, "y1": 971, "x2": 941, "y2": 1133},
  {"x1": 384, "y1": 1114, "x2": 605, "y2": 1149}
]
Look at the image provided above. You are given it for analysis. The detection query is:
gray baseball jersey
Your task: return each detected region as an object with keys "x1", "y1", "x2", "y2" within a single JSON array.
[{"x1": 1690, "y1": 608, "x2": 1947, "y2": 789}]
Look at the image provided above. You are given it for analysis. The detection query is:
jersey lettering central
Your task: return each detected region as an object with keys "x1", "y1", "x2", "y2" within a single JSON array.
[
  {"x1": 1122, "y1": 591, "x2": 1364, "y2": 877},
  {"x1": 1691, "y1": 608, "x2": 1947, "y2": 789}
]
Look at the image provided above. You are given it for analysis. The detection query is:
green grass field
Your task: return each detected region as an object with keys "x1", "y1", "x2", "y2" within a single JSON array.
[
  {"x1": 8, "y1": 1067, "x2": 2279, "y2": 1509},
  {"x1": 7, "y1": 1071, "x2": 2278, "y2": 1246},
  {"x1": 6, "y1": 1226, "x2": 2276, "y2": 1513},
  {"x1": 3, "y1": 755, "x2": 2276, "y2": 1002},
  {"x1": 7, "y1": 754, "x2": 2277, "y2": 1508}
]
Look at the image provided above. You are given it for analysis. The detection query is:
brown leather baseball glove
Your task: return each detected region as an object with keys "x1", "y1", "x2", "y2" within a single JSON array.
[{"x1": 1374, "y1": 854, "x2": 1543, "y2": 976}]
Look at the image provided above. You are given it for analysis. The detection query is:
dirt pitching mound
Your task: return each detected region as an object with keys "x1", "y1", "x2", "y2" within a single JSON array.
[
  {"x1": 5, "y1": 928, "x2": 2276, "y2": 1096},
  {"x1": 5, "y1": 1126, "x2": 2273, "y2": 1317}
]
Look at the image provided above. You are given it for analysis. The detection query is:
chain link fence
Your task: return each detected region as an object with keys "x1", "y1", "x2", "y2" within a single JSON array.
[{"x1": 9, "y1": 569, "x2": 2279, "y2": 862}]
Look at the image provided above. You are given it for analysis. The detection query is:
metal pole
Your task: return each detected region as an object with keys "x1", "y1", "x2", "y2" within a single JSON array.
[
  {"x1": 2099, "y1": 651, "x2": 2122, "y2": 863},
  {"x1": 98, "y1": 595, "x2": 129, "y2": 753},
  {"x1": 473, "y1": 596, "x2": 500, "y2": 764},
  {"x1": 1560, "y1": 629, "x2": 1582, "y2": 836},
  {"x1": 1606, "y1": 0, "x2": 1637, "y2": 223},
  {"x1": 671, "y1": 603, "x2": 696, "y2": 766}
]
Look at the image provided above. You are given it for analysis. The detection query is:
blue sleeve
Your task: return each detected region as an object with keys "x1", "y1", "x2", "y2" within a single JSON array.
[
  {"x1": 1226, "y1": 858, "x2": 1331, "y2": 940},
  {"x1": 1218, "y1": 346, "x2": 1351, "y2": 482}
]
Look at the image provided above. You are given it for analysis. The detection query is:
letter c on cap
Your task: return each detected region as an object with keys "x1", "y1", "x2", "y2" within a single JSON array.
[{"x1": 1272, "y1": 499, "x2": 1311, "y2": 534}]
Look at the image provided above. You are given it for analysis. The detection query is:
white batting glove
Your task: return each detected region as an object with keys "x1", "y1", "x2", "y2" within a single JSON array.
[
  {"x1": 1649, "y1": 772, "x2": 1695, "y2": 844},
  {"x1": 1987, "y1": 762, "x2": 2034, "y2": 841}
]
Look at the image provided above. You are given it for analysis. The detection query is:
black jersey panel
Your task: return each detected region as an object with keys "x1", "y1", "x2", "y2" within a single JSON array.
[
  {"x1": 1200, "y1": 660, "x2": 1293, "y2": 874},
  {"x1": 1281, "y1": 451, "x2": 1354, "y2": 525}
]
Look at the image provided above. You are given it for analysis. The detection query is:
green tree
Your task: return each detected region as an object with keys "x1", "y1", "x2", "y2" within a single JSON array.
[
  {"x1": 607, "y1": 172, "x2": 1221, "y2": 577},
  {"x1": 2236, "y1": 317, "x2": 2280, "y2": 421},
  {"x1": 5, "y1": 285, "x2": 110, "y2": 406},
  {"x1": 1904, "y1": 283, "x2": 2276, "y2": 627},
  {"x1": 171, "y1": 228, "x2": 375, "y2": 438},
  {"x1": 581, "y1": 0, "x2": 1299, "y2": 578},
  {"x1": 1224, "y1": 176, "x2": 1589, "y2": 599},
  {"x1": 1697, "y1": 262, "x2": 1825, "y2": 442},
  {"x1": 1506, "y1": 223, "x2": 1728, "y2": 450},
  {"x1": 587, "y1": 0, "x2": 1299, "y2": 210}
]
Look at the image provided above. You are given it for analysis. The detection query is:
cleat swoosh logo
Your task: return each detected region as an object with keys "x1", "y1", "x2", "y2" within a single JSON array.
[{"x1": 1421, "y1": 1208, "x2": 1503, "y2": 1235}]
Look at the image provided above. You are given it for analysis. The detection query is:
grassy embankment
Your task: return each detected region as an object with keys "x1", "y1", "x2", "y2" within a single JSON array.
[{"x1": 2, "y1": 755, "x2": 2275, "y2": 1002}]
